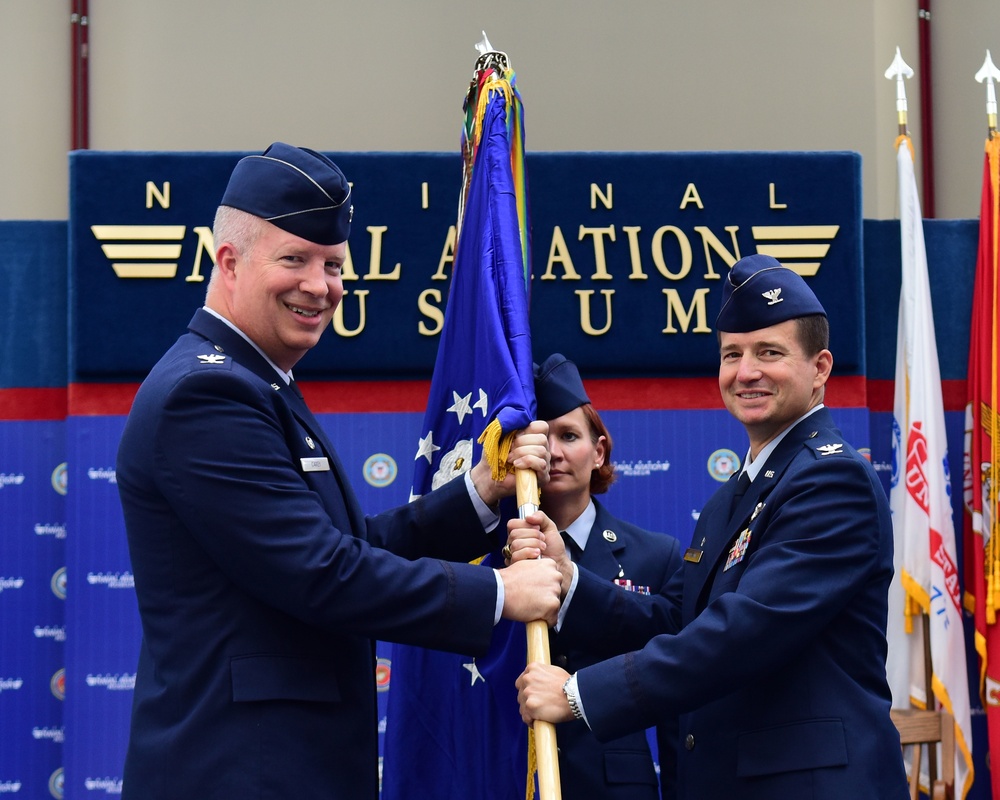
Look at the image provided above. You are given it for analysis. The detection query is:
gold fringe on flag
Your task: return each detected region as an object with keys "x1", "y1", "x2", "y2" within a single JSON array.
[
  {"x1": 988, "y1": 133, "x2": 1000, "y2": 626},
  {"x1": 477, "y1": 418, "x2": 518, "y2": 482},
  {"x1": 895, "y1": 134, "x2": 916, "y2": 162}
]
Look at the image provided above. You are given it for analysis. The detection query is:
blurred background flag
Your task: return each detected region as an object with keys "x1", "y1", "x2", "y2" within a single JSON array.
[
  {"x1": 964, "y1": 51, "x2": 1000, "y2": 800},
  {"x1": 885, "y1": 47, "x2": 974, "y2": 798},
  {"x1": 381, "y1": 34, "x2": 536, "y2": 800}
]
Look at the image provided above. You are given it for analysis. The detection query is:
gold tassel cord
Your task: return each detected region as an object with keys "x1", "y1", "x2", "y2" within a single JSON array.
[
  {"x1": 472, "y1": 75, "x2": 513, "y2": 152},
  {"x1": 477, "y1": 419, "x2": 517, "y2": 482}
]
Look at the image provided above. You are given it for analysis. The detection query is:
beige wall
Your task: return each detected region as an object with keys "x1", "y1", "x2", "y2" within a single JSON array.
[{"x1": 3, "y1": 0, "x2": 998, "y2": 221}]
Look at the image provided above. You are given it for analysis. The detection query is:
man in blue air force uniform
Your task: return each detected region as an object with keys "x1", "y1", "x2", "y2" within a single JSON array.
[
  {"x1": 510, "y1": 255, "x2": 908, "y2": 799},
  {"x1": 527, "y1": 354, "x2": 682, "y2": 799},
  {"x1": 115, "y1": 143, "x2": 561, "y2": 800}
]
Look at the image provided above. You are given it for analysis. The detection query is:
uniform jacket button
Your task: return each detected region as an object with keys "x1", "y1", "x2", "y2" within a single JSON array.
[
  {"x1": 684, "y1": 733, "x2": 695, "y2": 751},
  {"x1": 553, "y1": 654, "x2": 569, "y2": 669}
]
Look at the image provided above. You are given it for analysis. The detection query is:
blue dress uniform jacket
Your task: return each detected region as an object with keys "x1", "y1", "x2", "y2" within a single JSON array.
[
  {"x1": 551, "y1": 500, "x2": 681, "y2": 800},
  {"x1": 116, "y1": 310, "x2": 500, "y2": 800},
  {"x1": 561, "y1": 409, "x2": 908, "y2": 800}
]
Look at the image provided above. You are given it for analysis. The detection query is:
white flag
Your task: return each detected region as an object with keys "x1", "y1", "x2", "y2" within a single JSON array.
[{"x1": 887, "y1": 137, "x2": 973, "y2": 796}]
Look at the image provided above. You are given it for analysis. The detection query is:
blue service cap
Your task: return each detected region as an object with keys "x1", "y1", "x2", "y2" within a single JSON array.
[
  {"x1": 534, "y1": 354, "x2": 590, "y2": 421},
  {"x1": 220, "y1": 142, "x2": 353, "y2": 245},
  {"x1": 716, "y1": 254, "x2": 826, "y2": 332}
]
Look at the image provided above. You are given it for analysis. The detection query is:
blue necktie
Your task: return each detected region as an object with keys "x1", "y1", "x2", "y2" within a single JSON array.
[
  {"x1": 561, "y1": 530, "x2": 582, "y2": 561},
  {"x1": 730, "y1": 471, "x2": 752, "y2": 518}
]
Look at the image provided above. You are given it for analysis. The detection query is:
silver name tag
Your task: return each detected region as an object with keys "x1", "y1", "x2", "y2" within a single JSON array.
[{"x1": 300, "y1": 457, "x2": 331, "y2": 472}]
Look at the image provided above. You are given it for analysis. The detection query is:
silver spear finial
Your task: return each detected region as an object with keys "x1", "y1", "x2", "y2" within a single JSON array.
[
  {"x1": 884, "y1": 46, "x2": 914, "y2": 136},
  {"x1": 975, "y1": 50, "x2": 1000, "y2": 136}
]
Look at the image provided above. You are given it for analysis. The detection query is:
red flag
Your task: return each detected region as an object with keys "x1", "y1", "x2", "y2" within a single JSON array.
[{"x1": 964, "y1": 134, "x2": 1000, "y2": 800}]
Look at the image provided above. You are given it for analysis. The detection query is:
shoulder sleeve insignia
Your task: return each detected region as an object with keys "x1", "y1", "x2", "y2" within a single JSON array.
[
  {"x1": 196, "y1": 353, "x2": 227, "y2": 365},
  {"x1": 816, "y1": 443, "x2": 844, "y2": 456}
]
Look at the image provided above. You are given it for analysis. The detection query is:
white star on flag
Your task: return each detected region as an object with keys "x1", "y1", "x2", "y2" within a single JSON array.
[
  {"x1": 473, "y1": 388, "x2": 489, "y2": 416},
  {"x1": 462, "y1": 660, "x2": 485, "y2": 686},
  {"x1": 447, "y1": 391, "x2": 474, "y2": 425},
  {"x1": 414, "y1": 431, "x2": 441, "y2": 464}
]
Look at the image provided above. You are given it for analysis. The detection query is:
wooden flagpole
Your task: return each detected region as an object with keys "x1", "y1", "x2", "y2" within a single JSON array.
[{"x1": 516, "y1": 468, "x2": 561, "y2": 800}]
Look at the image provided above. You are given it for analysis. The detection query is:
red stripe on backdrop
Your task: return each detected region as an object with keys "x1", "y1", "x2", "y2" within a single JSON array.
[
  {"x1": 300, "y1": 380, "x2": 432, "y2": 413},
  {"x1": 0, "y1": 388, "x2": 68, "y2": 420},
  {"x1": 11, "y1": 376, "x2": 973, "y2": 419},
  {"x1": 68, "y1": 383, "x2": 139, "y2": 416},
  {"x1": 55, "y1": 375, "x2": 867, "y2": 416}
]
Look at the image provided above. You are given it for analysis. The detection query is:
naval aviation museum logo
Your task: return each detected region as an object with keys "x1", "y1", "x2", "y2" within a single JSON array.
[
  {"x1": 82, "y1": 777, "x2": 121, "y2": 795},
  {"x1": 87, "y1": 467, "x2": 117, "y2": 485},
  {"x1": 34, "y1": 625, "x2": 67, "y2": 643},
  {"x1": 35, "y1": 523, "x2": 67, "y2": 539},
  {"x1": 85, "y1": 673, "x2": 136, "y2": 691},
  {"x1": 32, "y1": 727, "x2": 65, "y2": 744}
]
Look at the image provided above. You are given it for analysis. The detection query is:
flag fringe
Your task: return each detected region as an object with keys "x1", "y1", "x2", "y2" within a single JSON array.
[
  {"x1": 477, "y1": 418, "x2": 517, "y2": 482},
  {"x1": 987, "y1": 135, "x2": 1000, "y2": 627},
  {"x1": 900, "y1": 570, "x2": 930, "y2": 634},
  {"x1": 929, "y1": 674, "x2": 977, "y2": 798},
  {"x1": 895, "y1": 133, "x2": 916, "y2": 162}
]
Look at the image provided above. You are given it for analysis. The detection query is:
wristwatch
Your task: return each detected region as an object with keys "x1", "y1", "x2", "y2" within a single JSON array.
[{"x1": 562, "y1": 674, "x2": 584, "y2": 720}]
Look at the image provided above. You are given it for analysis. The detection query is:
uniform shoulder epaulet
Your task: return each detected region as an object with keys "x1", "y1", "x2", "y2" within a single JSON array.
[
  {"x1": 192, "y1": 344, "x2": 234, "y2": 371},
  {"x1": 804, "y1": 433, "x2": 849, "y2": 459}
]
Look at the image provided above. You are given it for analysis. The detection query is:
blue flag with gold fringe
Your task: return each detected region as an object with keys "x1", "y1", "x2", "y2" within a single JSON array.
[{"x1": 381, "y1": 56, "x2": 535, "y2": 800}]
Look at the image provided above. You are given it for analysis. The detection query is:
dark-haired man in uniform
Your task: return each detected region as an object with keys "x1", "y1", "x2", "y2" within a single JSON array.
[{"x1": 511, "y1": 254, "x2": 908, "y2": 799}]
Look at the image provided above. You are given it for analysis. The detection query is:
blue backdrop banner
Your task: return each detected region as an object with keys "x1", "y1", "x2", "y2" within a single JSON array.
[{"x1": 68, "y1": 151, "x2": 863, "y2": 381}]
